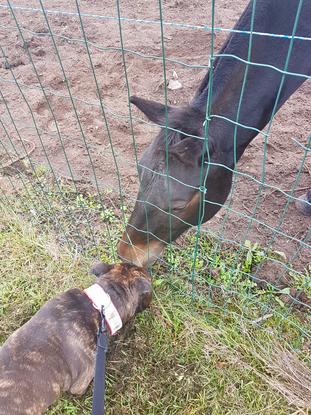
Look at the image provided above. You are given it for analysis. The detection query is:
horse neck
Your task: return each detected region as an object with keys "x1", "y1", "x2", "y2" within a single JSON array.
[{"x1": 192, "y1": 0, "x2": 311, "y2": 159}]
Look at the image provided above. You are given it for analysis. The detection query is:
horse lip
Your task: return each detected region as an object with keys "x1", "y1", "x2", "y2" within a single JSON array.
[{"x1": 117, "y1": 239, "x2": 164, "y2": 267}]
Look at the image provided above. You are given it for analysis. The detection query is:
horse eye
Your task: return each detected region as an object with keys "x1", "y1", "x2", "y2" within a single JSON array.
[
  {"x1": 172, "y1": 202, "x2": 186, "y2": 212},
  {"x1": 179, "y1": 132, "x2": 187, "y2": 140}
]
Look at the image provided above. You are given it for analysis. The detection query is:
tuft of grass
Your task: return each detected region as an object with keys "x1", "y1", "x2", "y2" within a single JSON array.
[
  {"x1": 0, "y1": 209, "x2": 93, "y2": 341},
  {"x1": 0, "y1": 175, "x2": 310, "y2": 414}
]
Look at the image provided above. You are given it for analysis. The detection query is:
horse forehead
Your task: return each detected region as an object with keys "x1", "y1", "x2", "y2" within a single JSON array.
[{"x1": 139, "y1": 144, "x2": 165, "y2": 176}]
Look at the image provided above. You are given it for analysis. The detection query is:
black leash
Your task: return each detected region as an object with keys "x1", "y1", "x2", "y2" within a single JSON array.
[{"x1": 92, "y1": 306, "x2": 108, "y2": 415}]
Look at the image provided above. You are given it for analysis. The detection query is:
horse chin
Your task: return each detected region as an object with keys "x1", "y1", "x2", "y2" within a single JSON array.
[{"x1": 117, "y1": 239, "x2": 165, "y2": 267}]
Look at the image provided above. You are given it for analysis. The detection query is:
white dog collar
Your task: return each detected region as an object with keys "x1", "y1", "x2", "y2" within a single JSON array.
[{"x1": 84, "y1": 283, "x2": 122, "y2": 335}]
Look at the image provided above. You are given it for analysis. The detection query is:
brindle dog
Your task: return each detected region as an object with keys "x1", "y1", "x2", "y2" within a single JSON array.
[{"x1": 0, "y1": 263, "x2": 152, "y2": 415}]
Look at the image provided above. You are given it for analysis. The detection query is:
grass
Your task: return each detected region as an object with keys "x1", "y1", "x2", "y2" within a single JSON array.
[{"x1": 0, "y1": 173, "x2": 311, "y2": 414}]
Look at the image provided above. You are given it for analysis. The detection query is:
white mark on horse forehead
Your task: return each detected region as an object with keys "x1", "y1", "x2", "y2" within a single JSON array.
[{"x1": 0, "y1": 379, "x2": 14, "y2": 389}]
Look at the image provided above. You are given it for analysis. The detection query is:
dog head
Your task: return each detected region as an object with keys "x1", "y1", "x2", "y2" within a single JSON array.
[{"x1": 90, "y1": 262, "x2": 152, "y2": 324}]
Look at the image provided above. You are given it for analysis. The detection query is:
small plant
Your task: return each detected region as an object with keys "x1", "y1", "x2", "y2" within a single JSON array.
[
  {"x1": 165, "y1": 247, "x2": 182, "y2": 269},
  {"x1": 242, "y1": 239, "x2": 266, "y2": 273},
  {"x1": 100, "y1": 207, "x2": 116, "y2": 224},
  {"x1": 75, "y1": 193, "x2": 101, "y2": 211},
  {"x1": 33, "y1": 164, "x2": 48, "y2": 179},
  {"x1": 289, "y1": 264, "x2": 311, "y2": 296}
]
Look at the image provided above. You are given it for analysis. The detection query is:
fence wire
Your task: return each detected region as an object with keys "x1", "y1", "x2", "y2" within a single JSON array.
[{"x1": 0, "y1": 0, "x2": 310, "y2": 361}]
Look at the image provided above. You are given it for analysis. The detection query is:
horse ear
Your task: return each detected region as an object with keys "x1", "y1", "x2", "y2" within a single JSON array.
[{"x1": 130, "y1": 95, "x2": 172, "y2": 125}]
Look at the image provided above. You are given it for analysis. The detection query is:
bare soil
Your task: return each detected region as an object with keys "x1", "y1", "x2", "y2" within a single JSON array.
[{"x1": 0, "y1": 0, "x2": 310, "y2": 269}]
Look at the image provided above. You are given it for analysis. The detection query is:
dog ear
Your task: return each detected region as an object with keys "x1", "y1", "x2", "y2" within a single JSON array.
[
  {"x1": 135, "y1": 278, "x2": 152, "y2": 313},
  {"x1": 89, "y1": 262, "x2": 113, "y2": 278}
]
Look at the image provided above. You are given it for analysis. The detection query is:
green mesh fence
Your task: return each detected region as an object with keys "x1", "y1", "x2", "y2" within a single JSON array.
[{"x1": 0, "y1": 0, "x2": 310, "y2": 368}]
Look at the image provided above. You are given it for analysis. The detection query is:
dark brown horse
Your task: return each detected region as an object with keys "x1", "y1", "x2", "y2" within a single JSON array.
[{"x1": 118, "y1": 0, "x2": 311, "y2": 266}]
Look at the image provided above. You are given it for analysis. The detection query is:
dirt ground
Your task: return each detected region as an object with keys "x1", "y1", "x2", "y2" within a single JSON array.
[{"x1": 0, "y1": 0, "x2": 310, "y2": 269}]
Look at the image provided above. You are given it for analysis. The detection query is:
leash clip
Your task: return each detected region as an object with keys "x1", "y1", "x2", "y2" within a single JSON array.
[{"x1": 97, "y1": 305, "x2": 108, "y2": 352}]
